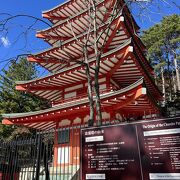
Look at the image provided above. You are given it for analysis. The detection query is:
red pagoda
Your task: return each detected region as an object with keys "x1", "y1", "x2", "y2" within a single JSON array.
[{"x1": 2, "y1": 0, "x2": 162, "y2": 171}]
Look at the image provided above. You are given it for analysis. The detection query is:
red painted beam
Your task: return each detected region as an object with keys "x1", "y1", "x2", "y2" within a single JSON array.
[
  {"x1": 42, "y1": 13, "x2": 67, "y2": 21},
  {"x1": 4, "y1": 107, "x2": 90, "y2": 125},
  {"x1": 36, "y1": 33, "x2": 69, "y2": 41},
  {"x1": 16, "y1": 85, "x2": 26, "y2": 91},
  {"x1": 113, "y1": 87, "x2": 146, "y2": 111},
  {"x1": 42, "y1": 13, "x2": 51, "y2": 19},
  {"x1": 104, "y1": 16, "x2": 124, "y2": 52},
  {"x1": 16, "y1": 85, "x2": 63, "y2": 91},
  {"x1": 28, "y1": 55, "x2": 68, "y2": 64},
  {"x1": 2, "y1": 119, "x2": 14, "y2": 125},
  {"x1": 108, "y1": 45, "x2": 133, "y2": 76}
]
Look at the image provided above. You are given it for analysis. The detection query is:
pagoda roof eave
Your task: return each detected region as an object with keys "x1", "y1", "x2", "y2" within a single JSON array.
[
  {"x1": 16, "y1": 38, "x2": 162, "y2": 102},
  {"x1": 3, "y1": 78, "x2": 144, "y2": 119},
  {"x1": 42, "y1": 0, "x2": 139, "y2": 31},
  {"x1": 16, "y1": 38, "x2": 132, "y2": 85},
  {"x1": 37, "y1": 14, "x2": 139, "y2": 48},
  {"x1": 131, "y1": 36, "x2": 153, "y2": 73},
  {"x1": 39, "y1": 0, "x2": 105, "y2": 35},
  {"x1": 132, "y1": 46, "x2": 163, "y2": 99},
  {"x1": 120, "y1": 14, "x2": 154, "y2": 75},
  {"x1": 42, "y1": 0, "x2": 71, "y2": 15},
  {"x1": 33, "y1": 15, "x2": 122, "y2": 57},
  {"x1": 31, "y1": 19, "x2": 112, "y2": 56},
  {"x1": 119, "y1": 1, "x2": 140, "y2": 30},
  {"x1": 32, "y1": 17, "x2": 148, "y2": 74},
  {"x1": 2, "y1": 78, "x2": 161, "y2": 130}
]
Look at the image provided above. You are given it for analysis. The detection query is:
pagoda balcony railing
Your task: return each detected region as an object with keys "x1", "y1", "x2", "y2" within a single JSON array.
[{"x1": 52, "y1": 88, "x2": 114, "y2": 106}]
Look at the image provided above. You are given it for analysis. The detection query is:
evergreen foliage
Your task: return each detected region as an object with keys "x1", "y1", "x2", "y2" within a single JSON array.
[
  {"x1": 141, "y1": 14, "x2": 180, "y2": 112},
  {"x1": 0, "y1": 58, "x2": 49, "y2": 140},
  {"x1": 142, "y1": 14, "x2": 179, "y2": 70}
]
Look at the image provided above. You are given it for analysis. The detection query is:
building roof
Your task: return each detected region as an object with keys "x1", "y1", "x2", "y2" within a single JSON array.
[
  {"x1": 42, "y1": 0, "x2": 140, "y2": 31},
  {"x1": 29, "y1": 16, "x2": 129, "y2": 72},
  {"x1": 16, "y1": 39, "x2": 162, "y2": 103},
  {"x1": 39, "y1": 0, "x2": 107, "y2": 43},
  {"x1": 2, "y1": 78, "x2": 159, "y2": 130}
]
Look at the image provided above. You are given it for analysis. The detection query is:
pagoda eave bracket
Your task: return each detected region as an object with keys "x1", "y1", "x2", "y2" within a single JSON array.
[
  {"x1": 113, "y1": 87, "x2": 146, "y2": 111},
  {"x1": 2, "y1": 119, "x2": 14, "y2": 125}
]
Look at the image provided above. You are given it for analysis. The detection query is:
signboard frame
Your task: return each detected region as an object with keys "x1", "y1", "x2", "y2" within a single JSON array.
[{"x1": 81, "y1": 117, "x2": 180, "y2": 180}]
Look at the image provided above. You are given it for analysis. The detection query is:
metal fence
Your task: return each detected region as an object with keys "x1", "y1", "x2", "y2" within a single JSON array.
[{"x1": 0, "y1": 125, "x2": 82, "y2": 180}]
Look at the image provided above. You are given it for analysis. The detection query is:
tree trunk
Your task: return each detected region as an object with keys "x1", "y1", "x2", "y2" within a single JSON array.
[
  {"x1": 84, "y1": 46, "x2": 94, "y2": 126},
  {"x1": 172, "y1": 72, "x2": 177, "y2": 95},
  {"x1": 161, "y1": 67, "x2": 166, "y2": 106},
  {"x1": 94, "y1": 65, "x2": 102, "y2": 126},
  {"x1": 173, "y1": 52, "x2": 180, "y2": 91},
  {"x1": 167, "y1": 52, "x2": 172, "y2": 101},
  {"x1": 154, "y1": 74, "x2": 157, "y2": 85},
  {"x1": 92, "y1": 0, "x2": 102, "y2": 126},
  {"x1": 86, "y1": 66, "x2": 94, "y2": 126}
]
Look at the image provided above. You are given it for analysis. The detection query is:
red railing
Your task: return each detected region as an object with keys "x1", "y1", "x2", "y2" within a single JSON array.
[{"x1": 52, "y1": 88, "x2": 114, "y2": 106}]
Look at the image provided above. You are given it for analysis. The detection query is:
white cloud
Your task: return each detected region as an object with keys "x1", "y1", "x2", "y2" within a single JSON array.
[{"x1": 1, "y1": 36, "x2": 11, "y2": 48}]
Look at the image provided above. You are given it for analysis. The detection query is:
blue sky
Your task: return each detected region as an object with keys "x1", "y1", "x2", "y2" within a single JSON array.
[
  {"x1": 0, "y1": 0, "x2": 179, "y2": 73},
  {"x1": 0, "y1": 0, "x2": 63, "y2": 72}
]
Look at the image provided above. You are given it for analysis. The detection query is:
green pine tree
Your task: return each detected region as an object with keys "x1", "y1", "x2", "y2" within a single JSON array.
[
  {"x1": 141, "y1": 14, "x2": 180, "y2": 109},
  {"x1": 0, "y1": 58, "x2": 49, "y2": 140}
]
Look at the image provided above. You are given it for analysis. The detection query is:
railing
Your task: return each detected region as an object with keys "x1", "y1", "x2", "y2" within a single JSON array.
[
  {"x1": 0, "y1": 126, "x2": 81, "y2": 180},
  {"x1": 52, "y1": 88, "x2": 114, "y2": 106}
]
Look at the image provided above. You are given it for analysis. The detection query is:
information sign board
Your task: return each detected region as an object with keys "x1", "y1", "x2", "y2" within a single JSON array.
[{"x1": 81, "y1": 117, "x2": 180, "y2": 180}]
